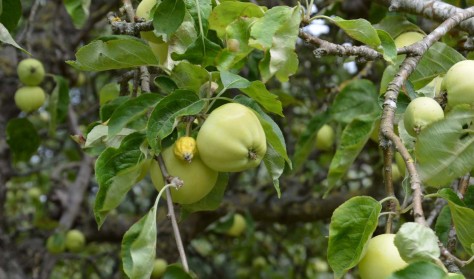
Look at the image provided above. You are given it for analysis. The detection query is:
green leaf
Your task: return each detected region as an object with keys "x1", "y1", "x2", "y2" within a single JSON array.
[
  {"x1": 262, "y1": 144, "x2": 285, "y2": 197},
  {"x1": 249, "y1": 6, "x2": 301, "y2": 82},
  {"x1": 327, "y1": 196, "x2": 382, "y2": 279},
  {"x1": 415, "y1": 106, "x2": 474, "y2": 188},
  {"x1": 464, "y1": 186, "x2": 474, "y2": 210},
  {"x1": 292, "y1": 111, "x2": 331, "y2": 170},
  {"x1": 49, "y1": 75, "x2": 70, "y2": 136},
  {"x1": 147, "y1": 90, "x2": 205, "y2": 154},
  {"x1": 121, "y1": 204, "x2": 157, "y2": 279},
  {"x1": 377, "y1": 29, "x2": 397, "y2": 63},
  {"x1": 0, "y1": 23, "x2": 29, "y2": 54},
  {"x1": 6, "y1": 118, "x2": 40, "y2": 162},
  {"x1": 394, "y1": 222, "x2": 440, "y2": 263},
  {"x1": 0, "y1": 0, "x2": 21, "y2": 32},
  {"x1": 184, "y1": 0, "x2": 211, "y2": 35},
  {"x1": 329, "y1": 79, "x2": 380, "y2": 123},
  {"x1": 170, "y1": 61, "x2": 210, "y2": 92},
  {"x1": 108, "y1": 93, "x2": 162, "y2": 138},
  {"x1": 386, "y1": 261, "x2": 448, "y2": 279},
  {"x1": 66, "y1": 35, "x2": 159, "y2": 71},
  {"x1": 435, "y1": 205, "x2": 451, "y2": 246},
  {"x1": 181, "y1": 172, "x2": 228, "y2": 215},
  {"x1": 216, "y1": 17, "x2": 257, "y2": 70},
  {"x1": 409, "y1": 42, "x2": 464, "y2": 90},
  {"x1": 85, "y1": 124, "x2": 135, "y2": 150},
  {"x1": 209, "y1": 1, "x2": 265, "y2": 38},
  {"x1": 63, "y1": 0, "x2": 90, "y2": 28},
  {"x1": 438, "y1": 188, "x2": 474, "y2": 255},
  {"x1": 374, "y1": 15, "x2": 422, "y2": 38},
  {"x1": 235, "y1": 95, "x2": 291, "y2": 167},
  {"x1": 100, "y1": 96, "x2": 130, "y2": 122},
  {"x1": 163, "y1": 264, "x2": 193, "y2": 279},
  {"x1": 153, "y1": 0, "x2": 186, "y2": 42},
  {"x1": 168, "y1": 9, "x2": 198, "y2": 58},
  {"x1": 318, "y1": 16, "x2": 381, "y2": 49},
  {"x1": 94, "y1": 133, "x2": 148, "y2": 228},
  {"x1": 220, "y1": 71, "x2": 282, "y2": 116},
  {"x1": 326, "y1": 120, "x2": 374, "y2": 195},
  {"x1": 171, "y1": 34, "x2": 222, "y2": 67}
]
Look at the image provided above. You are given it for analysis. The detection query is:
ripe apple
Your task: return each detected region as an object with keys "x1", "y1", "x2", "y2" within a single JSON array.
[
  {"x1": 151, "y1": 258, "x2": 167, "y2": 278},
  {"x1": 394, "y1": 32, "x2": 425, "y2": 48},
  {"x1": 14, "y1": 86, "x2": 46, "y2": 112},
  {"x1": 65, "y1": 229, "x2": 86, "y2": 252},
  {"x1": 442, "y1": 60, "x2": 474, "y2": 108},
  {"x1": 196, "y1": 103, "x2": 267, "y2": 172},
  {"x1": 226, "y1": 213, "x2": 246, "y2": 237},
  {"x1": 150, "y1": 145, "x2": 218, "y2": 204},
  {"x1": 403, "y1": 97, "x2": 444, "y2": 137},
  {"x1": 358, "y1": 234, "x2": 408, "y2": 279},
  {"x1": 136, "y1": 0, "x2": 165, "y2": 44},
  {"x1": 315, "y1": 124, "x2": 335, "y2": 151},
  {"x1": 17, "y1": 58, "x2": 45, "y2": 86}
]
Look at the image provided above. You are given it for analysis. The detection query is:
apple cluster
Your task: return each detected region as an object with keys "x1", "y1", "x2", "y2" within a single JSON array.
[
  {"x1": 15, "y1": 58, "x2": 46, "y2": 112},
  {"x1": 150, "y1": 103, "x2": 267, "y2": 204}
]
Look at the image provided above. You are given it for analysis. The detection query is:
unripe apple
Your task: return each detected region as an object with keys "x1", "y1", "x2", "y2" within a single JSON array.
[
  {"x1": 226, "y1": 213, "x2": 246, "y2": 237},
  {"x1": 358, "y1": 234, "x2": 408, "y2": 279},
  {"x1": 17, "y1": 58, "x2": 45, "y2": 86},
  {"x1": 27, "y1": 187, "x2": 42, "y2": 200},
  {"x1": 14, "y1": 86, "x2": 46, "y2": 112},
  {"x1": 252, "y1": 256, "x2": 267, "y2": 269},
  {"x1": 65, "y1": 229, "x2": 86, "y2": 252},
  {"x1": 136, "y1": 0, "x2": 164, "y2": 44},
  {"x1": 403, "y1": 97, "x2": 444, "y2": 137},
  {"x1": 315, "y1": 124, "x2": 335, "y2": 151},
  {"x1": 46, "y1": 234, "x2": 66, "y2": 254},
  {"x1": 394, "y1": 32, "x2": 425, "y2": 48},
  {"x1": 391, "y1": 163, "x2": 402, "y2": 182},
  {"x1": 151, "y1": 258, "x2": 167, "y2": 278},
  {"x1": 442, "y1": 60, "x2": 474, "y2": 108}
]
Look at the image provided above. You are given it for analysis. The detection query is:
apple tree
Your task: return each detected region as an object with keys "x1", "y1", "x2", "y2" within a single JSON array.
[{"x1": 1, "y1": 0, "x2": 474, "y2": 278}]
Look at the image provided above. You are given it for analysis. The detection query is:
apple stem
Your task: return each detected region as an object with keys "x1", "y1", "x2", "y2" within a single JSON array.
[{"x1": 248, "y1": 150, "x2": 258, "y2": 160}]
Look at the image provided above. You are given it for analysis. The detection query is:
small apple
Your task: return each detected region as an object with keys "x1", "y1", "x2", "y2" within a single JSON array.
[
  {"x1": 151, "y1": 258, "x2": 167, "y2": 278},
  {"x1": 403, "y1": 97, "x2": 444, "y2": 137},
  {"x1": 391, "y1": 163, "x2": 402, "y2": 182},
  {"x1": 315, "y1": 124, "x2": 335, "y2": 151},
  {"x1": 252, "y1": 256, "x2": 267, "y2": 269},
  {"x1": 14, "y1": 86, "x2": 46, "y2": 112},
  {"x1": 442, "y1": 60, "x2": 474, "y2": 108},
  {"x1": 17, "y1": 58, "x2": 45, "y2": 86},
  {"x1": 65, "y1": 229, "x2": 86, "y2": 252},
  {"x1": 46, "y1": 234, "x2": 66, "y2": 254},
  {"x1": 226, "y1": 213, "x2": 246, "y2": 237},
  {"x1": 358, "y1": 234, "x2": 408, "y2": 279},
  {"x1": 27, "y1": 187, "x2": 42, "y2": 200},
  {"x1": 394, "y1": 32, "x2": 425, "y2": 48}
]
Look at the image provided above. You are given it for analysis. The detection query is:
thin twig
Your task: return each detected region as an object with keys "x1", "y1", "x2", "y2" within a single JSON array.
[{"x1": 383, "y1": 147, "x2": 396, "y2": 234}]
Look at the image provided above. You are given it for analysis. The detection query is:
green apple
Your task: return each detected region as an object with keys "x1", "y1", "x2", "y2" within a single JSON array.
[
  {"x1": 226, "y1": 213, "x2": 246, "y2": 237},
  {"x1": 315, "y1": 124, "x2": 335, "y2": 151},
  {"x1": 136, "y1": 0, "x2": 164, "y2": 43},
  {"x1": 151, "y1": 258, "x2": 167, "y2": 278},
  {"x1": 252, "y1": 256, "x2": 267, "y2": 269},
  {"x1": 27, "y1": 187, "x2": 42, "y2": 200},
  {"x1": 17, "y1": 58, "x2": 45, "y2": 86},
  {"x1": 395, "y1": 153, "x2": 406, "y2": 177},
  {"x1": 442, "y1": 60, "x2": 474, "y2": 108},
  {"x1": 403, "y1": 97, "x2": 444, "y2": 137},
  {"x1": 391, "y1": 163, "x2": 402, "y2": 182},
  {"x1": 358, "y1": 234, "x2": 408, "y2": 279},
  {"x1": 46, "y1": 233, "x2": 66, "y2": 254},
  {"x1": 394, "y1": 32, "x2": 425, "y2": 48},
  {"x1": 65, "y1": 229, "x2": 86, "y2": 252},
  {"x1": 14, "y1": 86, "x2": 46, "y2": 112}
]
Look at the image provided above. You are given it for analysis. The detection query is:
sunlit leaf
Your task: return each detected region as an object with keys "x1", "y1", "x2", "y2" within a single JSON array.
[
  {"x1": 394, "y1": 222, "x2": 440, "y2": 262},
  {"x1": 328, "y1": 196, "x2": 381, "y2": 279},
  {"x1": 387, "y1": 261, "x2": 448, "y2": 279}
]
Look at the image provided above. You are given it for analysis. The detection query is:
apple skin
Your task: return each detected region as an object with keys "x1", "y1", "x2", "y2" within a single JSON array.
[
  {"x1": 442, "y1": 60, "x2": 474, "y2": 109},
  {"x1": 315, "y1": 124, "x2": 335, "y2": 151},
  {"x1": 394, "y1": 32, "x2": 425, "y2": 48},
  {"x1": 14, "y1": 86, "x2": 46, "y2": 112},
  {"x1": 358, "y1": 234, "x2": 408, "y2": 279},
  {"x1": 226, "y1": 213, "x2": 246, "y2": 237},
  {"x1": 65, "y1": 229, "x2": 86, "y2": 252},
  {"x1": 46, "y1": 234, "x2": 66, "y2": 254},
  {"x1": 136, "y1": 0, "x2": 164, "y2": 44},
  {"x1": 403, "y1": 97, "x2": 444, "y2": 137},
  {"x1": 150, "y1": 146, "x2": 218, "y2": 204},
  {"x1": 151, "y1": 258, "x2": 167, "y2": 278},
  {"x1": 196, "y1": 103, "x2": 267, "y2": 172},
  {"x1": 17, "y1": 58, "x2": 45, "y2": 86}
]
